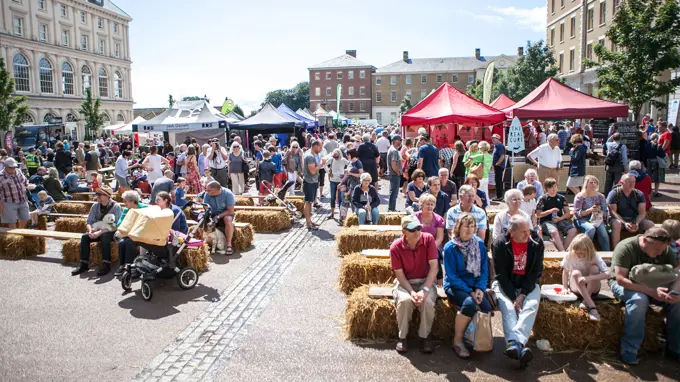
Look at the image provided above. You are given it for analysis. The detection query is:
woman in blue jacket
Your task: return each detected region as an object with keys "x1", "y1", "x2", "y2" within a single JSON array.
[
  {"x1": 443, "y1": 213, "x2": 490, "y2": 359},
  {"x1": 567, "y1": 134, "x2": 588, "y2": 195}
]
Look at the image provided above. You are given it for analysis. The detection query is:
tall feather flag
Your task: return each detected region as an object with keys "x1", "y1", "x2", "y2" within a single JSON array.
[
  {"x1": 336, "y1": 84, "x2": 342, "y2": 121},
  {"x1": 483, "y1": 62, "x2": 495, "y2": 105},
  {"x1": 221, "y1": 98, "x2": 235, "y2": 114}
]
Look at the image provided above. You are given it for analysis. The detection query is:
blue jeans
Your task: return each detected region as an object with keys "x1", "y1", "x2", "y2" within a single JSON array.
[
  {"x1": 574, "y1": 218, "x2": 611, "y2": 251},
  {"x1": 329, "y1": 181, "x2": 340, "y2": 209},
  {"x1": 445, "y1": 287, "x2": 491, "y2": 317},
  {"x1": 610, "y1": 282, "x2": 680, "y2": 355},
  {"x1": 356, "y1": 207, "x2": 379, "y2": 225},
  {"x1": 388, "y1": 175, "x2": 401, "y2": 211},
  {"x1": 492, "y1": 281, "x2": 541, "y2": 345}
]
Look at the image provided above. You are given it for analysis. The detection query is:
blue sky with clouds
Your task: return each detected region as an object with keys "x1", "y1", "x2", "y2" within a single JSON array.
[{"x1": 114, "y1": 0, "x2": 546, "y2": 113}]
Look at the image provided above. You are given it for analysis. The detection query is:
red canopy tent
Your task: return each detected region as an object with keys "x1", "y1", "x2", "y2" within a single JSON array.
[
  {"x1": 489, "y1": 94, "x2": 516, "y2": 110},
  {"x1": 401, "y1": 82, "x2": 507, "y2": 126},
  {"x1": 502, "y1": 78, "x2": 629, "y2": 119}
]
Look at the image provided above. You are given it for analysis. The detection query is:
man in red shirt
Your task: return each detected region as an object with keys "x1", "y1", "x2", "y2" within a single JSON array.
[
  {"x1": 390, "y1": 215, "x2": 439, "y2": 354},
  {"x1": 658, "y1": 122, "x2": 672, "y2": 157}
]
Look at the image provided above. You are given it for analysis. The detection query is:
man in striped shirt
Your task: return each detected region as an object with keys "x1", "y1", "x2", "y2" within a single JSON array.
[{"x1": 0, "y1": 158, "x2": 30, "y2": 228}]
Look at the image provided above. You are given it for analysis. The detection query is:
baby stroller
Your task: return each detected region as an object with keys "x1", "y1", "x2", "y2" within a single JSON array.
[
  {"x1": 118, "y1": 205, "x2": 206, "y2": 301},
  {"x1": 261, "y1": 180, "x2": 301, "y2": 220}
]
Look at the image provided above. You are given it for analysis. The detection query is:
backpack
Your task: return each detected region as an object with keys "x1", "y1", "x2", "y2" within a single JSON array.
[
  {"x1": 604, "y1": 143, "x2": 623, "y2": 167},
  {"x1": 611, "y1": 184, "x2": 643, "y2": 205}
]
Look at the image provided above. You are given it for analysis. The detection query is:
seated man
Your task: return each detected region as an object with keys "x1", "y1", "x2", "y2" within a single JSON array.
[
  {"x1": 536, "y1": 177, "x2": 577, "y2": 251},
  {"x1": 609, "y1": 227, "x2": 680, "y2": 365},
  {"x1": 71, "y1": 186, "x2": 122, "y2": 276},
  {"x1": 445, "y1": 185, "x2": 487, "y2": 240},
  {"x1": 607, "y1": 173, "x2": 655, "y2": 248},
  {"x1": 197, "y1": 181, "x2": 236, "y2": 255},
  {"x1": 516, "y1": 169, "x2": 544, "y2": 198},
  {"x1": 390, "y1": 215, "x2": 439, "y2": 354},
  {"x1": 492, "y1": 214, "x2": 543, "y2": 368}
]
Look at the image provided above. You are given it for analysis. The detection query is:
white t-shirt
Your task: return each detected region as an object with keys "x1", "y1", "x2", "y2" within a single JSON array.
[
  {"x1": 146, "y1": 154, "x2": 163, "y2": 183},
  {"x1": 492, "y1": 209, "x2": 533, "y2": 241},
  {"x1": 328, "y1": 157, "x2": 350, "y2": 182},
  {"x1": 376, "y1": 137, "x2": 391, "y2": 153},
  {"x1": 561, "y1": 253, "x2": 608, "y2": 275},
  {"x1": 114, "y1": 155, "x2": 129, "y2": 178},
  {"x1": 519, "y1": 199, "x2": 537, "y2": 221},
  {"x1": 207, "y1": 147, "x2": 228, "y2": 169},
  {"x1": 528, "y1": 143, "x2": 562, "y2": 169}
]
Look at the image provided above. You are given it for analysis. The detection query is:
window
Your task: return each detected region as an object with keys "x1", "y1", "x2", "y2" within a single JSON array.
[
  {"x1": 348, "y1": 86, "x2": 354, "y2": 96},
  {"x1": 360, "y1": 103, "x2": 365, "y2": 112},
  {"x1": 349, "y1": 103, "x2": 354, "y2": 112},
  {"x1": 436, "y1": 74, "x2": 442, "y2": 83},
  {"x1": 81, "y1": 35, "x2": 88, "y2": 50},
  {"x1": 360, "y1": 86, "x2": 365, "y2": 96},
  {"x1": 550, "y1": 28, "x2": 555, "y2": 46},
  {"x1": 569, "y1": 49, "x2": 575, "y2": 71},
  {"x1": 375, "y1": 77, "x2": 382, "y2": 85},
  {"x1": 39, "y1": 23, "x2": 48, "y2": 42},
  {"x1": 13, "y1": 54, "x2": 30, "y2": 92},
  {"x1": 66, "y1": 113, "x2": 77, "y2": 122},
  {"x1": 390, "y1": 112, "x2": 397, "y2": 123},
  {"x1": 314, "y1": 72, "x2": 320, "y2": 81},
  {"x1": 597, "y1": 37, "x2": 605, "y2": 62},
  {"x1": 420, "y1": 90, "x2": 427, "y2": 100},
  {"x1": 560, "y1": 23, "x2": 564, "y2": 42},
  {"x1": 98, "y1": 67, "x2": 108, "y2": 97},
  {"x1": 614, "y1": 0, "x2": 621, "y2": 14},
  {"x1": 391, "y1": 91, "x2": 397, "y2": 102},
  {"x1": 376, "y1": 112, "x2": 382, "y2": 124},
  {"x1": 376, "y1": 92, "x2": 382, "y2": 103},
  {"x1": 39, "y1": 58, "x2": 54, "y2": 93},
  {"x1": 421, "y1": 75, "x2": 427, "y2": 84},
  {"x1": 24, "y1": 114, "x2": 35, "y2": 124},
  {"x1": 114, "y1": 71, "x2": 123, "y2": 98},
  {"x1": 551, "y1": 0, "x2": 555, "y2": 13},
  {"x1": 599, "y1": 1, "x2": 606, "y2": 25},
  {"x1": 113, "y1": 23, "x2": 118, "y2": 33},
  {"x1": 468, "y1": 74, "x2": 474, "y2": 83},
  {"x1": 405, "y1": 75, "x2": 412, "y2": 85},
  {"x1": 586, "y1": 43, "x2": 593, "y2": 61},
  {"x1": 452, "y1": 75, "x2": 458, "y2": 83},
  {"x1": 559, "y1": 53, "x2": 564, "y2": 73},
  {"x1": 38, "y1": 0, "x2": 45, "y2": 10},
  {"x1": 315, "y1": 87, "x2": 320, "y2": 96},
  {"x1": 337, "y1": 71, "x2": 343, "y2": 80},
  {"x1": 62, "y1": 30, "x2": 70, "y2": 47},
  {"x1": 560, "y1": 0, "x2": 564, "y2": 7},
  {"x1": 348, "y1": 71, "x2": 354, "y2": 79},
  {"x1": 60, "y1": 4, "x2": 67, "y2": 18},
  {"x1": 80, "y1": 11, "x2": 86, "y2": 23},
  {"x1": 326, "y1": 72, "x2": 331, "y2": 80},
  {"x1": 97, "y1": 17, "x2": 102, "y2": 28},
  {"x1": 114, "y1": 44, "x2": 120, "y2": 58},
  {"x1": 102, "y1": 113, "x2": 110, "y2": 123},
  {"x1": 81, "y1": 65, "x2": 91, "y2": 94},
  {"x1": 62, "y1": 62, "x2": 74, "y2": 95},
  {"x1": 13, "y1": 16, "x2": 24, "y2": 36},
  {"x1": 611, "y1": 41, "x2": 617, "y2": 53},
  {"x1": 117, "y1": 114, "x2": 125, "y2": 122},
  {"x1": 359, "y1": 70, "x2": 365, "y2": 79},
  {"x1": 570, "y1": 16, "x2": 576, "y2": 38},
  {"x1": 43, "y1": 113, "x2": 57, "y2": 123},
  {"x1": 587, "y1": 8, "x2": 594, "y2": 30},
  {"x1": 405, "y1": 90, "x2": 412, "y2": 100},
  {"x1": 326, "y1": 87, "x2": 331, "y2": 96},
  {"x1": 98, "y1": 40, "x2": 104, "y2": 55},
  {"x1": 390, "y1": 76, "x2": 396, "y2": 85}
]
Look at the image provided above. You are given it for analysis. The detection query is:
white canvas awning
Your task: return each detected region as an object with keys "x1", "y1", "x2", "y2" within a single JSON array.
[
  {"x1": 132, "y1": 100, "x2": 237, "y2": 133},
  {"x1": 105, "y1": 116, "x2": 146, "y2": 134}
]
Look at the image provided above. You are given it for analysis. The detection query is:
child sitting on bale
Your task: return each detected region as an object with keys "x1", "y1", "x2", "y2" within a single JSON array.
[
  {"x1": 28, "y1": 191, "x2": 54, "y2": 228},
  {"x1": 558, "y1": 234, "x2": 610, "y2": 321}
]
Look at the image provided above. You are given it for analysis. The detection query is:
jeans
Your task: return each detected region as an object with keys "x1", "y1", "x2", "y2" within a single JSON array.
[
  {"x1": 80, "y1": 231, "x2": 115, "y2": 264},
  {"x1": 356, "y1": 207, "x2": 379, "y2": 225},
  {"x1": 610, "y1": 282, "x2": 680, "y2": 355},
  {"x1": 329, "y1": 181, "x2": 340, "y2": 209},
  {"x1": 604, "y1": 170, "x2": 623, "y2": 196},
  {"x1": 574, "y1": 218, "x2": 611, "y2": 251},
  {"x1": 494, "y1": 165, "x2": 505, "y2": 199},
  {"x1": 118, "y1": 237, "x2": 138, "y2": 265},
  {"x1": 492, "y1": 281, "x2": 541, "y2": 345},
  {"x1": 388, "y1": 175, "x2": 401, "y2": 211},
  {"x1": 445, "y1": 287, "x2": 491, "y2": 317}
]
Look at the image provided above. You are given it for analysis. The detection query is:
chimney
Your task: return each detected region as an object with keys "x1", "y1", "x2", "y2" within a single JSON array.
[
  {"x1": 346, "y1": 50, "x2": 356, "y2": 58},
  {"x1": 518, "y1": 46, "x2": 524, "y2": 56},
  {"x1": 403, "y1": 51, "x2": 409, "y2": 63},
  {"x1": 475, "y1": 48, "x2": 481, "y2": 60}
]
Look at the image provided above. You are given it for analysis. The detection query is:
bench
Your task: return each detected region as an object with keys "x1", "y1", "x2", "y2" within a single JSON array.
[
  {"x1": 357, "y1": 225, "x2": 402, "y2": 232},
  {"x1": 234, "y1": 206, "x2": 287, "y2": 212},
  {"x1": 0, "y1": 227, "x2": 82, "y2": 240},
  {"x1": 238, "y1": 194, "x2": 304, "y2": 200},
  {"x1": 360, "y1": 249, "x2": 614, "y2": 261},
  {"x1": 368, "y1": 285, "x2": 447, "y2": 299},
  {"x1": 59, "y1": 200, "x2": 97, "y2": 205}
]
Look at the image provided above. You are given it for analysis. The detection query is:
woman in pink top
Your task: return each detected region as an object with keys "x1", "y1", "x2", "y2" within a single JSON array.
[{"x1": 415, "y1": 193, "x2": 446, "y2": 286}]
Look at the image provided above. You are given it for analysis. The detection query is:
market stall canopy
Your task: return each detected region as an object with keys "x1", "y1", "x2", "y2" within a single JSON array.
[
  {"x1": 230, "y1": 103, "x2": 304, "y2": 133},
  {"x1": 489, "y1": 94, "x2": 516, "y2": 110},
  {"x1": 401, "y1": 82, "x2": 507, "y2": 126},
  {"x1": 502, "y1": 78, "x2": 629, "y2": 119},
  {"x1": 278, "y1": 104, "x2": 318, "y2": 129},
  {"x1": 296, "y1": 108, "x2": 316, "y2": 121},
  {"x1": 226, "y1": 111, "x2": 245, "y2": 121},
  {"x1": 132, "y1": 100, "x2": 235, "y2": 133},
  {"x1": 312, "y1": 105, "x2": 330, "y2": 118},
  {"x1": 105, "y1": 116, "x2": 146, "y2": 134}
]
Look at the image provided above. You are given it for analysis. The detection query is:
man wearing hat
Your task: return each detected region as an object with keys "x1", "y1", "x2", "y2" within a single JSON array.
[
  {"x1": 390, "y1": 215, "x2": 439, "y2": 354},
  {"x1": 386, "y1": 134, "x2": 403, "y2": 211},
  {"x1": 492, "y1": 134, "x2": 507, "y2": 201},
  {"x1": 0, "y1": 158, "x2": 30, "y2": 228},
  {"x1": 71, "y1": 186, "x2": 122, "y2": 276}
]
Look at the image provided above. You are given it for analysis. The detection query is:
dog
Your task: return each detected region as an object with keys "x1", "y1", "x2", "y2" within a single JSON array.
[
  {"x1": 92, "y1": 213, "x2": 117, "y2": 232},
  {"x1": 206, "y1": 227, "x2": 227, "y2": 255}
]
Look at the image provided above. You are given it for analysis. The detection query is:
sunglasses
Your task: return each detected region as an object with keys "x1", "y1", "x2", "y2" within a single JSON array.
[{"x1": 405, "y1": 226, "x2": 422, "y2": 233}]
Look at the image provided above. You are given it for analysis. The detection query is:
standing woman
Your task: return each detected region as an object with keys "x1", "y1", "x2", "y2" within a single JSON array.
[
  {"x1": 283, "y1": 141, "x2": 303, "y2": 196},
  {"x1": 450, "y1": 141, "x2": 466, "y2": 189},
  {"x1": 358, "y1": 134, "x2": 380, "y2": 189},
  {"x1": 208, "y1": 140, "x2": 229, "y2": 188},
  {"x1": 227, "y1": 142, "x2": 246, "y2": 195},
  {"x1": 567, "y1": 134, "x2": 587, "y2": 195},
  {"x1": 141, "y1": 146, "x2": 169, "y2": 185},
  {"x1": 401, "y1": 138, "x2": 415, "y2": 194},
  {"x1": 184, "y1": 146, "x2": 202, "y2": 194},
  {"x1": 477, "y1": 141, "x2": 493, "y2": 202},
  {"x1": 327, "y1": 148, "x2": 349, "y2": 220}
]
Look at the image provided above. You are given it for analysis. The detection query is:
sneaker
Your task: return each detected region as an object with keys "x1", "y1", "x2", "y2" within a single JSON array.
[
  {"x1": 504, "y1": 340, "x2": 521, "y2": 360},
  {"x1": 396, "y1": 339, "x2": 408, "y2": 353},
  {"x1": 519, "y1": 346, "x2": 533, "y2": 368},
  {"x1": 113, "y1": 265, "x2": 125, "y2": 276},
  {"x1": 420, "y1": 337, "x2": 434, "y2": 354},
  {"x1": 96, "y1": 263, "x2": 111, "y2": 276},
  {"x1": 621, "y1": 350, "x2": 640, "y2": 365},
  {"x1": 71, "y1": 263, "x2": 88, "y2": 276}
]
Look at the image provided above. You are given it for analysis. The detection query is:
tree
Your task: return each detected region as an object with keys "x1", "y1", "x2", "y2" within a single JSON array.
[
  {"x1": 491, "y1": 40, "x2": 559, "y2": 101},
  {"x1": 466, "y1": 68, "x2": 502, "y2": 103},
  {"x1": 182, "y1": 96, "x2": 201, "y2": 101},
  {"x1": 168, "y1": 94, "x2": 175, "y2": 108},
  {"x1": 262, "y1": 81, "x2": 310, "y2": 111},
  {"x1": 399, "y1": 96, "x2": 414, "y2": 114},
  {"x1": 249, "y1": 110, "x2": 258, "y2": 117},
  {"x1": 585, "y1": 0, "x2": 680, "y2": 121},
  {"x1": 0, "y1": 57, "x2": 28, "y2": 132},
  {"x1": 79, "y1": 87, "x2": 105, "y2": 140},
  {"x1": 232, "y1": 104, "x2": 244, "y2": 116}
]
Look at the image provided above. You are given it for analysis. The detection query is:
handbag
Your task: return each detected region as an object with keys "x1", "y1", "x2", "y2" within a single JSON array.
[
  {"x1": 464, "y1": 311, "x2": 493, "y2": 352},
  {"x1": 470, "y1": 162, "x2": 484, "y2": 179}
]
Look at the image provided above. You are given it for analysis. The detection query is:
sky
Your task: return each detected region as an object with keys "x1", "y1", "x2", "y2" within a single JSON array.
[{"x1": 114, "y1": 0, "x2": 546, "y2": 113}]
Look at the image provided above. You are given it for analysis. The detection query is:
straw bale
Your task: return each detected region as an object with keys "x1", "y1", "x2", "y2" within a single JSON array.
[
  {"x1": 55, "y1": 202, "x2": 90, "y2": 215},
  {"x1": 0, "y1": 234, "x2": 26, "y2": 259},
  {"x1": 235, "y1": 197, "x2": 255, "y2": 206},
  {"x1": 71, "y1": 193, "x2": 93, "y2": 201},
  {"x1": 55, "y1": 217, "x2": 88, "y2": 233},
  {"x1": 61, "y1": 239, "x2": 119, "y2": 267},
  {"x1": 234, "y1": 210, "x2": 291, "y2": 232},
  {"x1": 339, "y1": 254, "x2": 393, "y2": 294},
  {"x1": 336, "y1": 227, "x2": 401, "y2": 256},
  {"x1": 540, "y1": 259, "x2": 563, "y2": 285},
  {"x1": 266, "y1": 198, "x2": 304, "y2": 212},
  {"x1": 23, "y1": 236, "x2": 46, "y2": 256},
  {"x1": 345, "y1": 285, "x2": 457, "y2": 340},
  {"x1": 232, "y1": 224, "x2": 254, "y2": 251},
  {"x1": 533, "y1": 300, "x2": 665, "y2": 352},
  {"x1": 647, "y1": 208, "x2": 680, "y2": 224},
  {"x1": 36, "y1": 215, "x2": 47, "y2": 230},
  {"x1": 178, "y1": 243, "x2": 210, "y2": 272},
  {"x1": 344, "y1": 213, "x2": 405, "y2": 227}
]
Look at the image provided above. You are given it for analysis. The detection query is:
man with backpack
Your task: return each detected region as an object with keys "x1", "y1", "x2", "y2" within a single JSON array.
[
  {"x1": 607, "y1": 174, "x2": 655, "y2": 248},
  {"x1": 603, "y1": 133, "x2": 628, "y2": 196}
]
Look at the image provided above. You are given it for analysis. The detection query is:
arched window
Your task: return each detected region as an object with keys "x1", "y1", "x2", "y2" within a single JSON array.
[
  {"x1": 39, "y1": 58, "x2": 54, "y2": 93},
  {"x1": 102, "y1": 113, "x2": 111, "y2": 122},
  {"x1": 81, "y1": 65, "x2": 91, "y2": 95},
  {"x1": 116, "y1": 114, "x2": 125, "y2": 122},
  {"x1": 66, "y1": 113, "x2": 78, "y2": 122},
  {"x1": 24, "y1": 114, "x2": 35, "y2": 124},
  {"x1": 62, "y1": 62, "x2": 74, "y2": 95},
  {"x1": 13, "y1": 53, "x2": 30, "y2": 92},
  {"x1": 98, "y1": 67, "x2": 108, "y2": 97},
  {"x1": 113, "y1": 71, "x2": 123, "y2": 98},
  {"x1": 43, "y1": 112, "x2": 57, "y2": 123}
]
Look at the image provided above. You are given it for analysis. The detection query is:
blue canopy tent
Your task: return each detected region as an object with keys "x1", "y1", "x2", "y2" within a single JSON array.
[
  {"x1": 231, "y1": 103, "x2": 305, "y2": 147},
  {"x1": 277, "y1": 104, "x2": 317, "y2": 130}
]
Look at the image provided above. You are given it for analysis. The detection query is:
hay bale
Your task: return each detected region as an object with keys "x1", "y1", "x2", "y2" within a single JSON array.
[
  {"x1": 533, "y1": 300, "x2": 665, "y2": 352},
  {"x1": 55, "y1": 202, "x2": 90, "y2": 215},
  {"x1": 234, "y1": 210, "x2": 291, "y2": 233},
  {"x1": 178, "y1": 243, "x2": 210, "y2": 272},
  {"x1": 23, "y1": 236, "x2": 46, "y2": 256},
  {"x1": 344, "y1": 213, "x2": 406, "y2": 227},
  {"x1": 339, "y1": 254, "x2": 393, "y2": 294},
  {"x1": 234, "y1": 197, "x2": 255, "y2": 206},
  {"x1": 55, "y1": 217, "x2": 88, "y2": 233},
  {"x1": 36, "y1": 215, "x2": 47, "y2": 230},
  {"x1": 61, "y1": 239, "x2": 119, "y2": 267},
  {"x1": 71, "y1": 193, "x2": 93, "y2": 201},
  {"x1": 264, "y1": 198, "x2": 305, "y2": 212},
  {"x1": 232, "y1": 224, "x2": 254, "y2": 251},
  {"x1": 336, "y1": 227, "x2": 401, "y2": 256},
  {"x1": 345, "y1": 285, "x2": 457, "y2": 340},
  {"x1": 0, "y1": 234, "x2": 26, "y2": 259},
  {"x1": 540, "y1": 259, "x2": 563, "y2": 285}
]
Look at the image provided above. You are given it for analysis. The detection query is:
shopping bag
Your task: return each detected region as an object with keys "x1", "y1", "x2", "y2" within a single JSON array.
[{"x1": 463, "y1": 312, "x2": 493, "y2": 352}]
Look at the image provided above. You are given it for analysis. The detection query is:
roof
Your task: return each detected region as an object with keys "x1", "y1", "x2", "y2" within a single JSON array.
[
  {"x1": 376, "y1": 55, "x2": 517, "y2": 74},
  {"x1": 104, "y1": 0, "x2": 132, "y2": 19},
  {"x1": 231, "y1": 103, "x2": 304, "y2": 133},
  {"x1": 489, "y1": 94, "x2": 516, "y2": 110},
  {"x1": 308, "y1": 54, "x2": 374, "y2": 70}
]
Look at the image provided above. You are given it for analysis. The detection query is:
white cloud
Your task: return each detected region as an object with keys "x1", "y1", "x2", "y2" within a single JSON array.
[
  {"x1": 488, "y1": 6, "x2": 547, "y2": 32},
  {"x1": 474, "y1": 14, "x2": 505, "y2": 23}
]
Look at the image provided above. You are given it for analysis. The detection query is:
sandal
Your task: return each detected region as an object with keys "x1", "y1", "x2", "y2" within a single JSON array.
[
  {"x1": 225, "y1": 246, "x2": 233, "y2": 255},
  {"x1": 587, "y1": 307, "x2": 601, "y2": 321},
  {"x1": 306, "y1": 224, "x2": 319, "y2": 231},
  {"x1": 453, "y1": 341, "x2": 470, "y2": 359}
]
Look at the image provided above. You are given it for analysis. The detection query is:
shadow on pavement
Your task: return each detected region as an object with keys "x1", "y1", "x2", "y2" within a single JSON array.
[
  {"x1": 211, "y1": 252, "x2": 243, "y2": 265},
  {"x1": 118, "y1": 283, "x2": 220, "y2": 320}
]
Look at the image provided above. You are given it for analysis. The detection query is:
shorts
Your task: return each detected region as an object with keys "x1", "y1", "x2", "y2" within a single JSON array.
[
  {"x1": 273, "y1": 172, "x2": 287, "y2": 188},
  {"x1": 259, "y1": 183, "x2": 270, "y2": 194},
  {"x1": 541, "y1": 219, "x2": 575, "y2": 236},
  {"x1": 318, "y1": 168, "x2": 326, "y2": 187},
  {"x1": 1, "y1": 201, "x2": 30, "y2": 224},
  {"x1": 566, "y1": 176, "x2": 584, "y2": 188},
  {"x1": 379, "y1": 152, "x2": 388, "y2": 172},
  {"x1": 303, "y1": 181, "x2": 318, "y2": 202}
]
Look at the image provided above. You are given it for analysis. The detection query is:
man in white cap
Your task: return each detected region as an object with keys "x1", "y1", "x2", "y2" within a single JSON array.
[{"x1": 0, "y1": 158, "x2": 30, "y2": 228}]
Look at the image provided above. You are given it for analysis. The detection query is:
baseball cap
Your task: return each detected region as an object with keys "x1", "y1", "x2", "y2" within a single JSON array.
[
  {"x1": 4, "y1": 158, "x2": 18, "y2": 168},
  {"x1": 392, "y1": 134, "x2": 402, "y2": 141},
  {"x1": 401, "y1": 215, "x2": 422, "y2": 231},
  {"x1": 492, "y1": 134, "x2": 501, "y2": 140}
]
